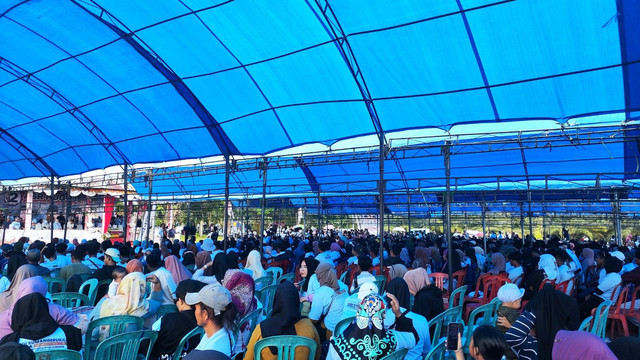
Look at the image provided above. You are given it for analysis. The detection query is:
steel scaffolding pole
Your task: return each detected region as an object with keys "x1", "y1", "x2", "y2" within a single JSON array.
[
  {"x1": 482, "y1": 203, "x2": 487, "y2": 255},
  {"x1": 260, "y1": 160, "x2": 267, "y2": 254},
  {"x1": 318, "y1": 191, "x2": 322, "y2": 237},
  {"x1": 520, "y1": 203, "x2": 525, "y2": 245},
  {"x1": 528, "y1": 191, "x2": 533, "y2": 241},
  {"x1": 407, "y1": 194, "x2": 411, "y2": 233},
  {"x1": 442, "y1": 142, "x2": 454, "y2": 291},
  {"x1": 62, "y1": 181, "x2": 71, "y2": 241},
  {"x1": 145, "y1": 176, "x2": 153, "y2": 242},
  {"x1": 50, "y1": 175, "x2": 55, "y2": 242},
  {"x1": 379, "y1": 135, "x2": 385, "y2": 269},
  {"x1": 123, "y1": 162, "x2": 128, "y2": 242},
  {"x1": 614, "y1": 191, "x2": 622, "y2": 246},
  {"x1": 223, "y1": 157, "x2": 230, "y2": 251}
]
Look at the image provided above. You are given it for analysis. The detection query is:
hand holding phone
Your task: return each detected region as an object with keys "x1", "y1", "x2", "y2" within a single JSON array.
[{"x1": 446, "y1": 322, "x2": 463, "y2": 351}]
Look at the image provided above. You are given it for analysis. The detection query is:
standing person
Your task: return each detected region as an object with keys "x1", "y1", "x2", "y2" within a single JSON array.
[
  {"x1": 244, "y1": 282, "x2": 321, "y2": 360},
  {"x1": 151, "y1": 280, "x2": 206, "y2": 360},
  {"x1": 183, "y1": 284, "x2": 238, "y2": 358}
]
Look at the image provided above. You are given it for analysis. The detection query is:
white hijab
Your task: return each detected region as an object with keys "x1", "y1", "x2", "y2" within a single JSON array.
[
  {"x1": 152, "y1": 267, "x2": 177, "y2": 304},
  {"x1": 245, "y1": 250, "x2": 265, "y2": 280}
]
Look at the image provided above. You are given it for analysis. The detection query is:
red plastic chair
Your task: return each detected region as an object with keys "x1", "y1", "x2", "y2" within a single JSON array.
[
  {"x1": 625, "y1": 286, "x2": 640, "y2": 325},
  {"x1": 554, "y1": 277, "x2": 576, "y2": 296},
  {"x1": 464, "y1": 274, "x2": 502, "y2": 321},
  {"x1": 538, "y1": 278, "x2": 555, "y2": 290},
  {"x1": 607, "y1": 284, "x2": 630, "y2": 338},
  {"x1": 335, "y1": 261, "x2": 348, "y2": 279},
  {"x1": 452, "y1": 269, "x2": 467, "y2": 287},
  {"x1": 294, "y1": 263, "x2": 302, "y2": 283},
  {"x1": 343, "y1": 264, "x2": 361, "y2": 288},
  {"x1": 429, "y1": 273, "x2": 449, "y2": 292},
  {"x1": 369, "y1": 265, "x2": 390, "y2": 281}
]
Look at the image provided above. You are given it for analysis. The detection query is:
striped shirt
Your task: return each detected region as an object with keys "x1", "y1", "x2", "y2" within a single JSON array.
[{"x1": 505, "y1": 311, "x2": 538, "y2": 360}]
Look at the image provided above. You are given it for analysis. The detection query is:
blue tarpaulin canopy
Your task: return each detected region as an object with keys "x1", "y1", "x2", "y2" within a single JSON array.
[{"x1": 1, "y1": 0, "x2": 639, "y2": 207}]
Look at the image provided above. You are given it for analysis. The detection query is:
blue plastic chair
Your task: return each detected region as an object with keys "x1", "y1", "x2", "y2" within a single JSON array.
[
  {"x1": 258, "y1": 284, "x2": 278, "y2": 317},
  {"x1": 84, "y1": 315, "x2": 144, "y2": 360},
  {"x1": 34, "y1": 349, "x2": 82, "y2": 360},
  {"x1": 254, "y1": 335, "x2": 317, "y2": 360},
  {"x1": 93, "y1": 330, "x2": 157, "y2": 360},
  {"x1": 591, "y1": 300, "x2": 612, "y2": 339},
  {"x1": 423, "y1": 339, "x2": 446, "y2": 360},
  {"x1": 51, "y1": 292, "x2": 90, "y2": 308},
  {"x1": 173, "y1": 326, "x2": 204, "y2": 360},
  {"x1": 379, "y1": 348, "x2": 408, "y2": 360},
  {"x1": 79, "y1": 278, "x2": 99, "y2": 305}
]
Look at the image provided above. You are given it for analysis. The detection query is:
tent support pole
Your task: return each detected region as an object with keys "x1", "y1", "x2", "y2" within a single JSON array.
[
  {"x1": 223, "y1": 156, "x2": 230, "y2": 251},
  {"x1": 303, "y1": 198, "x2": 307, "y2": 233},
  {"x1": 482, "y1": 203, "x2": 487, "y2": 255},
  {"x1": 145, "y1": 176, "x2": 153, "y2": 242},
  {"x1": 407, "y1": 193, "x2": 411, "y2": 233},
  {"x1": 318, "y1": 192, "x2": 322, "y2": 236},
  {"x1": 615, "y1": 191, "x2": 622, "y2": 246},
  {"x1": 379, "y1": 133, "x2": 385, "y2": 270},
  {"x1": 50, "y1": 175, "x2": 55, "y2": 242},
  {"x1": 443, "y1": 141, "x2": 454, "y2": 290},
  {"x1": 63, "y1": 181, "x2": 71, "y2": 241},
  {"x1": 260, "y1": 160, "x2": 267, "y2": 254},
  {"x1": 528, "y1": 191, "x2": 533, "y2": 241},
  {"x1": 123, "y1": 162, "x2": 128, "y2": 243},
  {"x1": 520, "y1": 203, "x2": 525, "y2": 245}
]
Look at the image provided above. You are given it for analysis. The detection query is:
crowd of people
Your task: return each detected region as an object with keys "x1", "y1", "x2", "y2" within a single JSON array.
[{"x1": 0, "y1": 228, "x2": 638, "y2": 359}]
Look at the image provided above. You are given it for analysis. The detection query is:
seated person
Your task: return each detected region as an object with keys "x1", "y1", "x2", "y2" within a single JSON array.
[{"x1": 451, "y1": 325, "x2": 508, "y2": 360}]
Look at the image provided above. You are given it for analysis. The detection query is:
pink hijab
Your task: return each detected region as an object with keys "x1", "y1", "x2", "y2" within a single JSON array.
[
  {"x1": 126, "y1": 259, "x2": 143, "y2": 274},
  {"x1": 0, "y1": 276, "x2": 78, "y2": 338},
  {"x1": 552, "y1": 330, "x2": 616, "y2": 360},
  {"x1": 403, "y1": 268, "x2": 431, "y2": 295},
  {"x1": 165, "y1": 255, "x2": 192, "y2": 284}
]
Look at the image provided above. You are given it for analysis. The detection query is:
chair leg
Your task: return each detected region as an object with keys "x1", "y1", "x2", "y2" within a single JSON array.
[{"x1": 621, "y1": 318, "x2": 629, "y2": 337}]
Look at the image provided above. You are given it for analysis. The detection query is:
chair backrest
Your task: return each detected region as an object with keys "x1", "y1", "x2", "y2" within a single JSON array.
[
  {"x1": 452, "y1": 269, "x2": 467, "y2": 288},
  {"x1": 427, "y1": 309, "x2": 447, "y2": 346},
  {"x1": 344, "y1": 264, "x2": 360, "y2": 288},
  {"x1": 79, "y1": 278, "x2": 99, "y2": 305},
  {"x1": 338, "y1": 269, "x2": 349, "y2": 285},
  {"x1": 555, "y1": 277, "x2": 576, "y2": 296},
  {"x1": 254, "y1": 335, "x2": 317, "y2": 360},
  {"x1": 374, "y1": 275, "x2": 386, "y2": 294},
  {"x1": 233, "y1": 309, "x2": 262, "y2": 346},
  {"x1": 484, "y1": 276, "x2": 508, "y2": 302},
  {"x1": 258, "y1": 284, "x2": 278, "y2": 317},
  {"x1": 51, "y1": 292, "x2": 90, "y2": 308},
  {"x1": 591, "y1": 300, "x2": 612, "y2": 339},
  {"x1": 156, "y1": 304, "x2": 179, "y2": 320},
  {"x1": 94, "y1": 330, "x2": 158, "y2": 360},
  {"x1": 255, "y1": 275, "x2": 274, "y2": 290},
  {"x1": 445, "y1": 305, "x2": 463, "y2": 324},
  {"x1": 279, "y1": 273, "x2": 295, "y2": 284},
  {"x1": 448, "y1": 285, "x2": 467, "y2": 308},
  {"x1": 266, "y1": 267, "x2": 284, "y2": 283},
  {"x1": 579, "y1": 315, "x2": 594, "y2": 332},
  {"x1": 429, "y1": 273, "x2": 449, "y2": 292},
  {"x1": 172, "y1": 326, "x2": 204, "y2": 360},
  {"x1": 610, "y1": 284, "x2": 630, "y2": 316},
  {"x1": 468, "y1": 273, "x2": 492, "y2": 299},
  {"x1": 423, "y1": 339, "x2": 446, "y2": 360},
  {"x1": 44, "y1": 276, "x2": 65, "y2": 294},
  {"x1": 185, "y1": 264, "x2": 196, "y2": 272},
  {"x1": 538, "y1": 278, "x2": 555, "y2": 290},
  {"x1": 378, "y1": 348, "x2": 408, "y2": 360},
  {"x1": 334, "y1": 316, "x2": 355, "y2": 336},
  {"x1": 335, "y1": 261, "x2": 348, "y2": 279},
  {"x1": 84, "y1": 315, "x2": 144, "y2": 360},
  {"x1": 35, "y1": 349, "x2": 82, "y2": 360}
]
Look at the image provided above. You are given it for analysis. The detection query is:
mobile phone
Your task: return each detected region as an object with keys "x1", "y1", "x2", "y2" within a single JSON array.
[{"x1": 446, "y1": 323, "x2": 463, "y2": 351}]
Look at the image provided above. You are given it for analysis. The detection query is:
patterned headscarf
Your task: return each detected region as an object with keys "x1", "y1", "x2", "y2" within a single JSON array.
[
  {"x1": 330, "y1": 294, "x2": 397, "y2": 360},
  {"x1": 223, "y1": 269, "x2": 257, "y2": 318}
]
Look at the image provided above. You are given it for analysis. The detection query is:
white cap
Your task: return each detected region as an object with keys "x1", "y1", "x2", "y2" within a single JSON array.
[
  {"x1": 611, "y1": 251, "x2": 625, "y2": 262},
  {"x1": 185, "y1": 284, "x2": 232, "y2": 315},
  {"x1": 497, "y1": 283, "x2": 524, "y2": 303},
  {"x1": 357, "y1": 282, "x2": 379, "y2": 300},
  {"x1": 105, "y1": 248, "x2": 121, "y2": 263}
]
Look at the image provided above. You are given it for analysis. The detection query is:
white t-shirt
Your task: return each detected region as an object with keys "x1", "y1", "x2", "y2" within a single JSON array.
[
  {"x1": 0, "y1": 277, "x2": 10, "y2": 293},
  {"x1": 82, "y1": 256, "x2": 104, "y2": 270},
  {"x1": 384, "y1": 308, "x2": 431, "y2": 360},
  {"x1": 19, "y1": 327, "x2": 68, "y2": 352},
  {"x1": 308, "y1": 283, "x2": 348, "y2": 333},
  {"x1": 621, "y1": 263, "x2": 638, "y2": 275},
  {"x1": 195, "y1": 327, "x2": 233, "y2": 356},
  {"x1": 508, "y1": 266, "x2": 523, "y2": 284},
  {"x1": 596, "y1": 272, "x2": 622, "y2": 301},
  {"x1": 598, "y1": 268, "x2": 607, "y2": 285},
  {"x1": 315, "y1": 252, "x2": 334, "y2": 265}
]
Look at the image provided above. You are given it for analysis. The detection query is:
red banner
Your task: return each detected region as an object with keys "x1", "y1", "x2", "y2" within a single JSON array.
[{"x1": 103, "y1": 195, "x2": 115, "y2": 233}]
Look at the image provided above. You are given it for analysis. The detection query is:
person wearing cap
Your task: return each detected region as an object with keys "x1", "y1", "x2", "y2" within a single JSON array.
[
  {"x1": 150, "y1": 279, "x2": 206, "y2": 360},
  {"x1": 89, "y1": 247, "x2": 121, "y2": 302},
  {"x1": 495, "y1": 284, "x2": 524, "y2": 348},
  {"x1": 183, "y1": 283, "x2": 237, "y2": 357}
]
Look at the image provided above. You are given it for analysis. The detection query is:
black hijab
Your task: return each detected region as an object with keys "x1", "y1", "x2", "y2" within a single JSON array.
[
  {"x1": 385, "y1": 278, "x2": 411, "y2": 310},
  {"x1": 182, "y1": 251, "x2": 195, "y2": 266},
  {"x1": 0, "y1": 342, "x2": 34, "y2": 360},
  {"x1": 0, "y1": 293, "x2": 82, "y2": 351},
  {"x1": 260, "y1": 282, "x2": 303, "y2": 339},
  {"x1": 7, "y1": 253, "x2": 27, "y2": 281},
  {"x1": 301, "y1": 257, "x2": 319, "y2": 293}
]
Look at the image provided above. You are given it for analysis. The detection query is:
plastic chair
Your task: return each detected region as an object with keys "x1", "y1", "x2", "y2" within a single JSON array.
[
  {"x1": 156, "y1": 304, "x2": 179, "y2": 319},
  {"x1": 35, "y1": 349, "x2": 82, "y2": 360},
  {"x1": 579, "y1": 315, "x2": 594, "y2": 332},
  {"x1": 538, "y1": 278, "x2": 555, "y2": 290},
  {"x1": 334, "y1": 316, "x2": 355, "y2": 336},
  {"x1": 374, "y1": 275, "x2": 386, "y2": 294},
  {"x1": 279, "y1": 273, "x2": 295, "y2": 284},
  {"x1": 258, "y1": 284, "x2": 278, "y2": 317},
  {"x1": 185, "y1": 264, "x2": 196, "y2": 272},
  {"x1": 79, "y1": 278, "x2": 98, "y2": 305},
  {"x1": 447, "y1": 285, "x2": 467, "y2": 309},
  {"x1": 51, "y1": 292, "x2": 90, "y2": 308},
  {"x1": 464, "y1": 275, "x2": 502, "y2": 321},
  {"x1": 266, "y1": 267, "x2": 283, "y2": 284},
  {"x1": 335, "y1": 261, "x2": 348, "y2": 279},
  {"x1": 463, "y1": 301, "x2": 501, "y2": 353},
  {"x1": 84, "y1": 315, "x2": 144, "y2": 360},
  {"x1": 423, "y1": 339, "x2": 446, "y2": 360},
  {"x1": 624, "y1": 286, "x2": 640, "y2": 327},
  {"x1": 233, "y1": 308, "x2": 262, "y2": 349},
  {"x1": 590, "y1": 300, "x2": 613, "y2": 339},
  {"x1": 93, "y1": 330, "x2": 158, "y2": 360},
  {"x1": 172, "y1": 326, "x2": 204, "y2": 360},
  {"x1": 555, "y1": 277, "x2": 576, "y2": 296},
  {"x1": 607, "y1": 284, "x2": 630, "y2": 338},
  {"x1": 338, "y1": 270, "x2": 349, "y2": 285},
  {"x1": 429, "y1": 273, "x2": 449, "y2": 292},
  {"x1": 44, "y1": 276, "x2": 65, "y2": 294},
  {"x1": 379, "y1": 348, "x2": 408, "y2": 360},
  {"x1": 254, "y1": 335, "x2": 317, "y2": 360},
  {"x1": 452, "y1": 269, "x2": 467, "y2": 287},
  {"x1": 255, "y1": 275, "x2": 274, "y2": 290},
  {"x1": 427, "y1": 306, "x2": 460, "y2": 346}
]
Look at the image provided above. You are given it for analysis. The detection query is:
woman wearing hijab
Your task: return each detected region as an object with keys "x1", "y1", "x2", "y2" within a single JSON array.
[
  {"x1": 126, "y1": 259, "x2": 143, "y2": 273},
  {"x1": 182, "y1": 251, "x2": 196, "y2": 267},
  {"x1": 308, "y1": 263, "x2": 348, "y2": 342},
  {"x1": 195, "y1": 250, "x2": 212, "y2": 270},
  {"x1": 0, "y1": 293, "x2": 82, "y2": 352},
  {"x1": 244, "y1": 282, "x2": 321, "y2": 360},
  {"x1": 399, "y1": 248, "x2": 411, "y2": 267},
  {"x1": 6, "y1": 252, "x2": 27, "y2": 282},
  {"x1": 327, "y1": 293, "x2": 418, "y2": 360},
  {"x1": 384, "y1": 279, "x2": 431, "y2": 360},
  {"x1": 506, "y1": 284, "x2": 580, "y2": 360},
  {"x1": 0, "y1": 277, "x2": 81, "y2": 339},
  {"x1": 429, "y1": 247, "x2": 442, "y2": 274},
  {"x1": 293, "y1": 241, "x2": 306, "y2": 267},
  {"x1": 440, "y1": 249, "x2": 461, "y2": 274},
  {"x1": 464, "y1": 248, "x2": 479, "y2": 291},
  {"x1": 98, "y1": 272, "x2": 162, "y2": 329},
  {"x1": 552, "y1": 330, "x2": 616, "y2": 360},
  {"x1": 165, "y1": 255, "x2": 192, "y2": 284},
  {"x1": 488, "y1": 253, "x2": 506, "y2": 276},
  {"x1": 388, "y1": 264, "x2": 408, "y2": 280},
  {"x1": 0, "y1": 265, "x2": 37, "y2": 312},
  {"x1": 243, "y1": 250, "x2": 266, "y2": 281},
  {"x1": 404, "y1": 268, "x2": 444, "y2": 321},
  {"x1": 223, "y1": 270, "x2": 258, "y2": 354}
]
